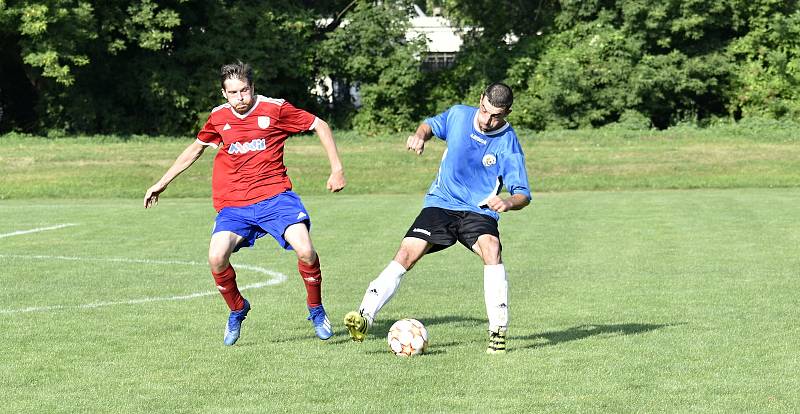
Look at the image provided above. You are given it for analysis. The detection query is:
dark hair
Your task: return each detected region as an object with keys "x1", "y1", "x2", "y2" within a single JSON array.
[
  {"x1": 220, "y1": 61, "x2": 253, "y2": 90},
  {"x1": 483, "y1": 82, "x2": 513, "y2": 110}
]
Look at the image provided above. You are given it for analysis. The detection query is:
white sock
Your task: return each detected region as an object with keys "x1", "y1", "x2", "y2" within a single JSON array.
[
  {"x1": 484, "y1": 264, "x2": 508, "y2": 332},
  {"x1": 359, "y1": 261, "x2": 407, "y2": 325}
]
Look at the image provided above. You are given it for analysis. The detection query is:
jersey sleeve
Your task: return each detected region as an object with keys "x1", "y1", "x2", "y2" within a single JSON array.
[
  {"x1": 274, "y1": 101, "x2": 317, "y2": 133},
  {"x1": 196, "y1": 116, "x2": 222, "y2": 147},
  {"x1": 423, "y1": 107, "x2": 452, "y2": 141},
  {"x1": 500, "y1": 138, "x2": 532, "y2": 200}
]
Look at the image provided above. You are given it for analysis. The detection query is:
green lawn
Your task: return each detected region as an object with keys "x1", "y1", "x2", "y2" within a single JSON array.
[
  {"x1": 1, "y1": 189, "x2": 798, "y2": 412},
  {"x1": 1, "y1": 128, "x2": 798, "y2": 412},
  {"x1": 1, "y1": 127, "x2": 799, "y2": 199}
]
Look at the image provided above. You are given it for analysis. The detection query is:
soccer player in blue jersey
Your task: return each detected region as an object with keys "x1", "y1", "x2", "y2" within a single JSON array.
[{"x1": 344, "y1": 83, "x2": 531, "y2": 354}]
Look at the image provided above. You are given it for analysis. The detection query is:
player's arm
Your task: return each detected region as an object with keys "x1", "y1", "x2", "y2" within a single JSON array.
[
  {"x1": 485, "y1": 193, "x2": 530, "y2": 213},
  {"x1": 406, "y1": 122, "x2": 434, "y2": 155},
  {"x1": 487, "y1": 140, "x2": 531, "y2": 213},
  {"x1": 312, "y1": 118, "x2": 346, "y2": 192},
  {"x1": 144, "y1": 141, "x2": 207, "y2": 208}
]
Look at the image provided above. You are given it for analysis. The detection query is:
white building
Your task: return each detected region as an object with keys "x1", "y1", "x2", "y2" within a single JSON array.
[
  {"x1": 407, "y1": 5, "x2": 462, "y2": 70},
  {"x1": 313, "y1": 5, "x2": 464, "y2": 105}
]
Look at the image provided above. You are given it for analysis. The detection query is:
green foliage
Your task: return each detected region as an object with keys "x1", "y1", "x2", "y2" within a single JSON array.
[
  {"x1": 3, "y1": 0, "x2": 800, "y2": 134},
  {"x1": 514, "y1": 16, "x2": 642, "y2": 129},
  {"x1": 502, "y1": 1, "x2": 740, "y2": 129},
  {"x1": 423, "y1": 0, "x2": 799, "y2": 131},
  {"x1": 725, "y1": 3, "x2": 800, "y2": 119},
  {"x1": 601, "y1": 109, "x2": 652, "y2": 130},
  {"x1": 317, "y1": 1, "x2": 426, "y2": 132},
  {"x1": 632, "y1": 50, "x2": 732, "y2": 128},
  {"x1": 415, "y1": 1, "x2": 550, "y2": 117},
  {"x1": 122, "y1": 0, "x2": 181, "y2": 51},
  {"x1": 2, "y1": 0, "x2": 427, "y2": 135},
  {"x1": 1, "y1": 0, "x2": 325, "y2": 134},
  {"x1": 15, "y1": 0, "x2": 96, "y2": 86}
]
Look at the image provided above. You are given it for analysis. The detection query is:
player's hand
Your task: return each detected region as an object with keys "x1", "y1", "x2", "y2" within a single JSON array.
[
  {"x1": 327, "y1": 169, "x2": 346, "y2": 193},
  {"x1": 406, "y1": 134, "x2": 425, "y2": 155},
  {"x1": 486, "y1": 196, "x2": 512, "y2": 213},
  {"x1": 144, "y1": 184, "x2": 165, "y2": 208}
]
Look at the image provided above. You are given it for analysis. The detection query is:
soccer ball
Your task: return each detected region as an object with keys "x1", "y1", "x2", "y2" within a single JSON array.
[{"x1": 387, "y1": 318, "x2": 428, "y2": 356}]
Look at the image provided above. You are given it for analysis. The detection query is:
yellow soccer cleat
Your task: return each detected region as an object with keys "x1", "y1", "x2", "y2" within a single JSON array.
[
  {"x1": 344, "y1": 310, "x2": 369, "y2": 342},
  {"x1": 486, "y1": 327, "x2": 507, "y2": 354}
]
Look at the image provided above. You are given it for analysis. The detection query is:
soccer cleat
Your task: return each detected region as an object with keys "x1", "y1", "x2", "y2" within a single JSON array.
[
  {"x1": 343, "y1": 310, "x2": 369, "y2": 342},
  {"x1": 223, "y1": 299, "x2": 251, "y2": 346},
  {"x1": 307, "y1": 304, "x2": 333, "y2": 340},
  {"x1": 486, "y1": 327, "x2": 507, "y2": 354}
]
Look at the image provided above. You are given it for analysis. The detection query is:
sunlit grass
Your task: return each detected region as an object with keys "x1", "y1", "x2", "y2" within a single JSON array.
[
  {"x1": 1, "y1": 190, "x2": 799, "y2": 412},
  {"x1": 1, "y1": 127, "x2": 798, "y2": 200}
]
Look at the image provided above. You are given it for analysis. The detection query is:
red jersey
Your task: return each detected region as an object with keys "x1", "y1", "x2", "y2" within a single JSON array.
[{"x1": 196, "y1": 95, "x2": 318, "y2": 211}]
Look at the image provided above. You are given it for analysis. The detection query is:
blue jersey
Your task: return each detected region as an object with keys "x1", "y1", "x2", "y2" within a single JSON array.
[{"x1": 423, "y1": 104, "x2": 532, "y2": 221}]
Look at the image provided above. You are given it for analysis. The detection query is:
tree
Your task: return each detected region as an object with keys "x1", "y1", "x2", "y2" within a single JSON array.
[
  {"x1": 725, "y1": 0, "x2": 800, "y2": 120},
  {"x1": 3, "y1": 0, "x2": 800, "y2": 134},
  {"x1": 316, "y1": 0, "x2": 426, "y2": 132}
]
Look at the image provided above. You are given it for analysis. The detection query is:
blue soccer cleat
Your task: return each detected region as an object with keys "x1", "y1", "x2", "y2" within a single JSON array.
[
  {"x1": 223, "y1": 299, "x2": 251, "y2": 346},
  {"x1": 307, "y1": 304, "x2": 333, "y2": 340}
]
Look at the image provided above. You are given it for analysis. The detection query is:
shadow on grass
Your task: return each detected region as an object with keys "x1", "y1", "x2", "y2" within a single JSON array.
[
  {"x1": 512, "y1": 323, "x2": 682, "y2": 350},
  {"x1": 365, "y1": 341, "x2": 459, "y2": 356},
  {"x1": 269, "y1": 318, "x2": 679, "y2": 353},
  {"x1": 370, "y1": 314, "x2": 485, "y2": 335}
]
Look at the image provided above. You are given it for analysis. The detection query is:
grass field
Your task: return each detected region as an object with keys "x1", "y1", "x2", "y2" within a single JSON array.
[
  {"x1": 1, "y1": 125, "x2": 799, "y2": 199},
  {"x1": 1, "y1": 129, "x2": 799, "y2": 412},
  {"x1": 1, "y1": 190, "x2": 799, "y2": 413}
]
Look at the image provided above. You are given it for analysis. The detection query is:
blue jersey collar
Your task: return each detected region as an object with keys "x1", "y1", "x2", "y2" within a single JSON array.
[{"x1": 472, "y1": 109, "x2": 511, "y2": 136}]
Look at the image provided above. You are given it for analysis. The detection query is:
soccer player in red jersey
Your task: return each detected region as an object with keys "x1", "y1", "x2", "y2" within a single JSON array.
[{"x1": 144, "y1": 61, "x2": 345, "y2": 345}]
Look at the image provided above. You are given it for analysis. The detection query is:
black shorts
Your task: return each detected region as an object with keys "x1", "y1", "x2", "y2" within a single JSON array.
[{"x1": 404, "y1": 207, "x2": 501, "y2": 254}]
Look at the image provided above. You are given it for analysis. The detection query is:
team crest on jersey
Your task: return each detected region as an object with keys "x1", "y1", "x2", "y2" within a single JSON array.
[
  {"x1": 258, "y1": 116, "x2": 270, "y2": 129},
  {"x1": 482, "y1": 154, "x2": 497, "y2": 167}
]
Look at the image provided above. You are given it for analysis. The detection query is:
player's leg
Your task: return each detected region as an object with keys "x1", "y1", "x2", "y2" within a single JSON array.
[
  {"x1": 344, "y1": 238, "x2": 430, "y2": 342},
  {"x1": 283, "y1": 221, "x2": 321, "y2": 307},
  {"x1": 209, "y1": 230, "x2": 246, "y2": 307},
  {"x1": 211, "y1": 204, "x2": 265, "y2": 346},
  {"x1": 458, "y1": 212, "x2": 507, "y2": 353},
  {"x1": 346, "y1": 207, "x2": 456, "y2": 342},
  {"x1": 256, "y1": 191, "x2": 332, "y2": 340},
  {"x1": 473, "y1": 234, "x2": 508, "y2": 354},
  {"x1": 283, "y1": 222, "x2": 333, "y2": 340},
  {"x1": 209, "y1": 230, "x2": 251, "y2": 346},
  {"x1": 360, "y1": 237, "x2": 430, "y2": 322}
]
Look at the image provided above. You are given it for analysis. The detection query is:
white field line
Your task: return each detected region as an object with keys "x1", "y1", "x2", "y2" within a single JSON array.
[
  {"x1": 0, "y1": 254, "x2": 288, "y2": 314},
  {"x1": 0, "y1": 223, "x2": 77, "y2": 239}
]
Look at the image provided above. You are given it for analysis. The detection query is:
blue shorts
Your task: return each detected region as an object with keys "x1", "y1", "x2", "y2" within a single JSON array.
[{"x1": 213, "y1": 191, "x2": 310, "y2": 252}]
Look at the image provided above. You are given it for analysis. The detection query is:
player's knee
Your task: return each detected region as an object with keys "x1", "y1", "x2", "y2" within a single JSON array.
[
  {"x1": 482, "y1": 254, "x2": 502, "y2": 265},
  {"x1": 394, "y1": 248, "x2": 418, "y2": 270},
  {"x1": 476, "y1": 237, "x2": 502, "y2": 264},
  {"x1": 208, "y1": 252, "x2": 230, "y2": 273},
  {"x1": 295, "y1": 248, "x2": 317, "y2": 265},
  {"x1": 483, "y1": 244, "x2": 501, "y2": 259}
]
